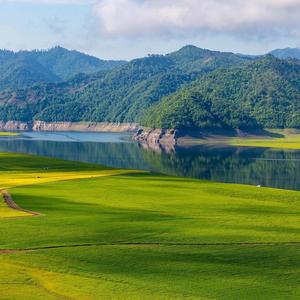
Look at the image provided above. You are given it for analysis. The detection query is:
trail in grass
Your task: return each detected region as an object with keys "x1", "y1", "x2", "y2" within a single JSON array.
[
  {"x1": 1, "y1": 241, "x2": 300, "y2": 255},
  {"x1": 0, "y1": 152, "x2": 141, "y2": 218},
  {"x1": 0, "y1": 190, "x2": 40, "y2": 216}
]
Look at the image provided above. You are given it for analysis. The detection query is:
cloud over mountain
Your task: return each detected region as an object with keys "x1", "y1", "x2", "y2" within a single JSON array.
[
  {"x1": 92, "y1": 0, "x2": 300, "y2": 39},
  {"x1": 3, "y1": 0, "x2": 300, "y2": 39}
]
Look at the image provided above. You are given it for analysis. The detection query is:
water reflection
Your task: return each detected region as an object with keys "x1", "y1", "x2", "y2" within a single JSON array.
[
  {"x1": 1, "y1": 132, "x2": 300, "y2": 191},
  {"x1": 141, "y1": 145, "x2": 300, "y2": 190}
]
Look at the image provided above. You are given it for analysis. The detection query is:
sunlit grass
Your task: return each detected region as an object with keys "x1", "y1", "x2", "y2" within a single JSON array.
[
  {"x1": 0, "y1": 152, "x2": 299, "y2": 299},
  {"x1": 0, "y1": 132, "x2": 19, "y2": 136},
  {"x1": 0, "y1": 194, "x2": 30, "y2": 218},
  {"x1": 228, "y1": 129, "x2": 300, "y2": 149}
]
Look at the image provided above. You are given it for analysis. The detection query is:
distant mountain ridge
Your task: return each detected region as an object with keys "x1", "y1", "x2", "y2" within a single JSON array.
[
  {"x1": 0, "y1": 45, "x2": 300, "y2": 130},
  {"x1": 0, "y1": 45, "x2": 253, "y2": 123},
  {"x1": 269, "y1": 48, "x2": 300, "y2": 60},
  {"x1": 0, "y1": 46, "x2": 126, "y2": 90}
]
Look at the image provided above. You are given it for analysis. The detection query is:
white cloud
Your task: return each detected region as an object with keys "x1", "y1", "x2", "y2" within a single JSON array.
[
  {"x1": 0, "y1": 0, "x2": 93, "y2": 4},
  {"x1": 3, "y1": 0, "x2": 299, "y2": 39},
  {"x1": 91, "y1": 0, "x2": 300, "y2": 38}
]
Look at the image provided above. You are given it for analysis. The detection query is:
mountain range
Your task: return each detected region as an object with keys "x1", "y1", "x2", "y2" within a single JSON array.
[
  {"x1": 0, "y1": 46, "x2": 126, "y2": 90},
  {"x1": 0, "y1": 45, "x2": 299, "y2": 130},
  {"x1": 269, "y1": 48, "x2": 300, "y2": 60}
]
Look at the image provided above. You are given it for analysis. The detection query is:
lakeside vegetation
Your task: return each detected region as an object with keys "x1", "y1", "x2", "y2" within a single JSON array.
[
  {"x1": 0, "y1": 132, "x2": 19, "y2": 136},
  {"x1": 0, "y1": 152, "x2": 299, "y2": 299},
  {"x1": 228, "y1": 129, "x2": 300, "y2": 149},
  {"x1": 189, "y1": 129, "x2": 300, "y2": 150},
  {"x1": 178, "y1": 128, "x2": 300, "y2": 150}
]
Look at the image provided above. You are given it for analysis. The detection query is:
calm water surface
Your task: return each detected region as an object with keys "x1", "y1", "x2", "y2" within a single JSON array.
[{"x1": 1, "y1": 131, "x2": 300, "y2": 191}]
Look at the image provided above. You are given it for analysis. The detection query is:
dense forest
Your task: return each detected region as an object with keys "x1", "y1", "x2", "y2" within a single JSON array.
[
  {"x1": 142, "y1": 56, "x2": 300, "y2": 129},
  {"x1": 0, "y1": 46, "x2": 125, "y2": 90},
  {"x1": 0, "y1": 45, "x2": 300, "y2": 130}
]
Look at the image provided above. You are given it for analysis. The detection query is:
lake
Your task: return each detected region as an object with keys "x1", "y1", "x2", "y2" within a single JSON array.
[{"x1": 1, "y1": 131, "x2": 300, "y2": 191}]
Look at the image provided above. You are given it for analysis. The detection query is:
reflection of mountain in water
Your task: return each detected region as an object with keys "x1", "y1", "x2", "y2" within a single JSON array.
[
  {"x1": 0, "y1": 139, "x2": 152, "y2": 170},
  {"x1": 140, "y1": 145, "x2": 300, "y2": 191},
  {"x1": 1, "y1": 137, "x2": 300, "y2": 191}
]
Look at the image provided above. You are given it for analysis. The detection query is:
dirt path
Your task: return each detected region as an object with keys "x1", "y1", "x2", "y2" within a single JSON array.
[
  {"x1": 1, "y1": 240, "x2": 300, "y2": 255},
  {"x1": 0, "y1": 190, "x2": 40, "y2": 217}
]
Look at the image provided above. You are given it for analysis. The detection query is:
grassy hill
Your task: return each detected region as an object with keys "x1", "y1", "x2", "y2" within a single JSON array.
[{"x1": 0, "y1": 153, "x2": 299, "y2": 299}]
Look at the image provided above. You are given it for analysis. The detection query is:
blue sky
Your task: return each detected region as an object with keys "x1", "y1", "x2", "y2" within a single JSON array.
[{"x1": 0, "y1": 0, "x2": 299, "y2": 60}]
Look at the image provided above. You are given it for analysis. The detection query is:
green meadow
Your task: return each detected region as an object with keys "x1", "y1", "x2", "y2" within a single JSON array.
[
  {"x1": 226, "y1": 129, "x2": 300, "y2": 149},
  {"x1": 186, "y1": 129, "x2": 300, "y2": 150},
  {"x1": 0, "y1": 152, "x2": 299, "y2": 299}
]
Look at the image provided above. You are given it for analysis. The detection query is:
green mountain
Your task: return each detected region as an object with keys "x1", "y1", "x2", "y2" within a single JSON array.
[
  {"x1": 269, "y1": 48, "x2": 300, "y2": 60},
  {"x1": 141, "y1": 56, "x2": 300, "y2": 129},
  {"x1": 1, "y1": 45, "x2": 300, "y2": 130},
  {"x1": 0, "y1": 46, "x2": 126, "y2": 90},
  {"x1": 0, "y1": 46, "x2": 252, "y2": 123},
  {"x1": 167, "y1": 45, "x2": 249, "y2": 73}
]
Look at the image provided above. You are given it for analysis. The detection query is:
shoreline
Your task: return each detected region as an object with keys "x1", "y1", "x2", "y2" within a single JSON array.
[
  {"x1": 0, "y1": 121, "x2": 139, "y2": 133},
  {"x1": 2, "y1": 121, "x2": 300, "y2": 150},
  {"x1": 134, "y1": 127, "x2": 300, "y2": 150}
]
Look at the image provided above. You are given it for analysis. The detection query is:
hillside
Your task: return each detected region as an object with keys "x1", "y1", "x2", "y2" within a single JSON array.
[
  {"x1": 1, "y1": 45, "x2": 300, "y2": 129},
  {"x1": 0, "y1": 46, "x2": 252, "y2": 122},
  {"x1": 270, "y1": 48, "x2": 300, "y2": 60},
  {"x1": 141, "y1": 56, "x2": 300, "y2": 129},
  {"x1": 0, "y1": 47, "x2": 125, "y2": 90}
]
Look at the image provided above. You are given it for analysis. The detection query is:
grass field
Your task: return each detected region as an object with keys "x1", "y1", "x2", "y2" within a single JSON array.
[
  {"x1": 0, "y1": 132, "x2": 19, "y2": 136},
  {"x1": 226, "y1": 129, "x2": 300, "y2": 149},
  {"x1": 0, "y1": 152, "x2": 299, "y2": 299},
  {"x1": 183, "y1": 129, "x2": 300, "y2": 150}
]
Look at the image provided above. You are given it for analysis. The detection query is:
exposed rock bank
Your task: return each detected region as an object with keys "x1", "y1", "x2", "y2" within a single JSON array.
[
  {"x1": 133, "y1": 127, "x2": 272, "y2": 152},
  {"x1": 133, "y1": 128, "x2": 178, "y2": 152},
  {"x1": 0, "y1": 121, "x2": 139, "y2": 132},
  {"x1": 0, "y1": 121, "x2": 30, "y2": 131}
]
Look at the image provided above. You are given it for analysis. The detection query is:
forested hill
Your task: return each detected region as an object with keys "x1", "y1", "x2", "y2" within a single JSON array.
[
  {"x1": 0, "y1": 45, "x2": 300, "y2": 130},
  {"x1": 269, "y1": 48, "x2": 300, "y2": 60},
  {"x1": 0, "y1": 45, "x2": 253, "y2": 123},
  {"x1": 141, "y1": 56, "x2": 300, "y2": 129},
  {"x1": 0, "y1": 46, "x2": 126, "y2": 90}
]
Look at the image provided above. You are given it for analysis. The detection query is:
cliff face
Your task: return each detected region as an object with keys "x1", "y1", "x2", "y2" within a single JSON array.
[
  {"x1": 133, "y1": 128, "x2": 178, "y2": 152},
  {"x1": 0, "y1": 121, "x2": 138, "y2": 132}
]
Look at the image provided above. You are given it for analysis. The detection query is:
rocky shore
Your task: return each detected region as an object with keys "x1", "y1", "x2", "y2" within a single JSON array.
[
  {"x1": 0, "y1": 121, "x2": 139, "y2": 132},
  {"x1": 133, "y1": 128, "x2": 178, "y2": 152}
]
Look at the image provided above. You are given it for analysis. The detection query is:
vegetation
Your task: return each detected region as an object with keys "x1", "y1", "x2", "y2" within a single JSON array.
[
  {"x1": 0, "y1": 46, "x2": 125, "y2": 90},
  {"x1": 0, "y1": 152, "x2": 299, "y2": 299},
  {"x1": 0, "y1": 193, "x2": 29, "y2": 218},
  {"x1": 1, "y1": 45, "x2": 300, "y2": 131},
  {"x1": 142, "y1": 56, "x2": 300, "y2": 129},
  {"x1": 0, "y1": 132, "x2": 19, "y2": 136},
  {"x1": 227, "y1": 129, "x2": 300, "y2": 149},
  {"x1": 270, "y1": 47, "x2": 300, "y2": 59},
  {"x1": 0, "y1": 46, "x2": 253, "y2": 122}
]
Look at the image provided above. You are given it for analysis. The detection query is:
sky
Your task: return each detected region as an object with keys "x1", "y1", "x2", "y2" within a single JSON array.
[{"x1": 0, "y1": 0, "x2": 299, "y2": 60}]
